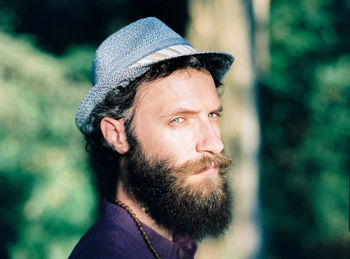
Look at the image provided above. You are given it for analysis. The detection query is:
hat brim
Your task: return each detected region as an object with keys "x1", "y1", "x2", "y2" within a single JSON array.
[{"x1": 75, "y1": 51, "x2": 234, "y2": 134}]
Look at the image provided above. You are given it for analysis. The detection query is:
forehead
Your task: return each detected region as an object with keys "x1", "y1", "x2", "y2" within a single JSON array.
[{"x1": 133, "y1": 68, "x2": 221, "y2": 114}]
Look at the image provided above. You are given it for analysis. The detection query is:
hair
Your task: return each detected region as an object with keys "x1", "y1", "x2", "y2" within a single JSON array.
[{"x1": 85, "y1": 55, "x2": 223, "y2": 199}]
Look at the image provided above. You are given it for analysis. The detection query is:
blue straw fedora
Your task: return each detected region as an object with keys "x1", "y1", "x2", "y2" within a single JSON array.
[{"x1": 75, "y1": 17, "x2": 234, "y2": 134}]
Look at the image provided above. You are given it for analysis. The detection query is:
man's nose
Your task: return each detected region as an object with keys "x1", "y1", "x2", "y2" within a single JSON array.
[{"x1": 196, "y1": 120, "x2": 224, "y2": 154}]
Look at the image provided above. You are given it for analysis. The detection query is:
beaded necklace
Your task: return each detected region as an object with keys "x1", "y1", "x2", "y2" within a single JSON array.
[{"x1": 113, "y1": 200, "x2": 162, "y2": 259}]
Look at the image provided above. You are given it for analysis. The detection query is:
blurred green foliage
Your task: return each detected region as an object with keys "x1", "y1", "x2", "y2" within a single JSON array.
[
  {"x1": 0, "y1": 32, "x2": 96, "y2": 258},
  {"x1": 260, "y1": 0, "x2": 350, "y2": 258},
  {"x1": 0, "y1": 0, "x2": 188, "y2": 54},
  {"x1": 0, "y1": 0, "x2": 188, "y2": 259},
  {"x1": 0, "y1": 1, "x2": 190, "y2": 258}
]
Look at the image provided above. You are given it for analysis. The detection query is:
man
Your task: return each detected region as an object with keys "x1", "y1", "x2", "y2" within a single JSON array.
[{"x1": 69, "y1": 17, "x2": 234, "y2": 259}]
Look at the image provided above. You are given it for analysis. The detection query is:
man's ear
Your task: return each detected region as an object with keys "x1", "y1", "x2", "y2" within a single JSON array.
[{"x1": 100, "y1": 117, "x2": 130, "y2": 154}]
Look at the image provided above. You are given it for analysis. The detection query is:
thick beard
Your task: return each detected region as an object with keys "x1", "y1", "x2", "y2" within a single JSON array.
[{"x1": 120, "y1": 131, "x2": 233, "y2": 241}]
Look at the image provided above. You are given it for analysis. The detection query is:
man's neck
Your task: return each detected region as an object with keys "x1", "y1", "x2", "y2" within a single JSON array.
[{"x1": 116, "y1": 182, "x2": 173, "y2": 241}]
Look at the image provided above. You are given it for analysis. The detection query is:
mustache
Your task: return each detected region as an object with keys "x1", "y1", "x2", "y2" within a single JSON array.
[{"x1": 172, "y1": 153, "x2": 232, "y2": 176}]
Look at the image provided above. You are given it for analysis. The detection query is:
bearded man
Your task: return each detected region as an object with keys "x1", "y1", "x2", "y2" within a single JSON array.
[{"x1": 69, "y1": 17, "x2": 234, "y2": 259}]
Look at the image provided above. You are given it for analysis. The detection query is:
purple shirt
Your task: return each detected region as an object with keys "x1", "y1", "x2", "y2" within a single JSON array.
[{"x1": 69, "y1": 200, "x2": 197, "y2": 259}]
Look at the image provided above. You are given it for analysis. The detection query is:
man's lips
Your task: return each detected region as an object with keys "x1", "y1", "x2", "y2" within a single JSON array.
[{"x1": 198, "y1": 163, "x2": 217, "y2": 176}]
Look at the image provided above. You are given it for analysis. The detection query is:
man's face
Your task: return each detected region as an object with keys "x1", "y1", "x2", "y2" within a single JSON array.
[
  {"x1": 133, "y1": 68, "x2": 224, "y2": 169},
  {"x1": 122, "y1": 68, "x2": 232, "y2": 240}
]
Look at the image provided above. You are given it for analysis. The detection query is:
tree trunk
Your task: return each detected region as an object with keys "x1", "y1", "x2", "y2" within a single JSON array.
[{"x1": 187, "y1": 0, "x2": 268, "y2": 258}]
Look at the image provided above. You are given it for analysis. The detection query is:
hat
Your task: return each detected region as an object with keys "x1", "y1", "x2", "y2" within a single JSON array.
[{"x1": 75, "y1": 17, "x2": 234, "y2": 134}]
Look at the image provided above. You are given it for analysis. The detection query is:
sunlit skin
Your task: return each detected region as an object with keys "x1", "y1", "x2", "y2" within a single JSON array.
[
  {"x1": 132, "y1": 68, "x2": 224, "y2": 170},
  {"x1": 101, "y1": 67, "x2": 225, "y2": 240}
]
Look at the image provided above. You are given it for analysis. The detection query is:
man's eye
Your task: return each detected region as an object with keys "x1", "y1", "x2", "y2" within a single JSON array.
[
  {"x1": 208, "y1": 112, "x2": 220, "y2": 118},
  {"x1": 170, "y1": 117, "x2": 185, "y2": 124}
]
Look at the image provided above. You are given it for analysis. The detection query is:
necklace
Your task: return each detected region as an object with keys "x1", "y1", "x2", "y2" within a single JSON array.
[{"x1": 113, "y1": 200, "x2": 162, "y2": 259}]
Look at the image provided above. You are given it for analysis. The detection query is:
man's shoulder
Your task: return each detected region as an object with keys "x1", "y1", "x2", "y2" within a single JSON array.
[
  {"x1": 69, "y1": 244, "x2": 122, "y2": 259},
  {"x1": 68, "y1": 217, "x2": 150, "y2": 259}
]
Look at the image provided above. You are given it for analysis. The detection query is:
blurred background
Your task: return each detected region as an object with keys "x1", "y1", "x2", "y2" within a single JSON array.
[{"x1": 0, "y1": 0, "x2": 349, "y2": 258}]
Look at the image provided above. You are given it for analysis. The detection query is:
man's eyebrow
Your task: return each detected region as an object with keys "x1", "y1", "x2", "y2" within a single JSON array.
[
  {"x1": 209, "y1": 106, "x2": 223, "y2": 115},
  {"x1": 215, "y1": 106, "x2": 223, "y2": 113},
  {"x1": 160, "y1": 106, "x2": 223, "y2": 118},
  {"x1": 160, "y1": 108, "x2": 200, "y2": 118}
]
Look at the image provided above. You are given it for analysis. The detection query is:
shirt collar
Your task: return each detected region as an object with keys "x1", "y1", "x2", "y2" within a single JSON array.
[{"x1": 101, "y1": 199, "x2": 197, "y2": 259}]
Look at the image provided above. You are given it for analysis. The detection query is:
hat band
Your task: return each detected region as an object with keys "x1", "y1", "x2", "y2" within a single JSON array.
[{"x1": 130, "y1": 45, "x2": 197, "y2": 67}]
